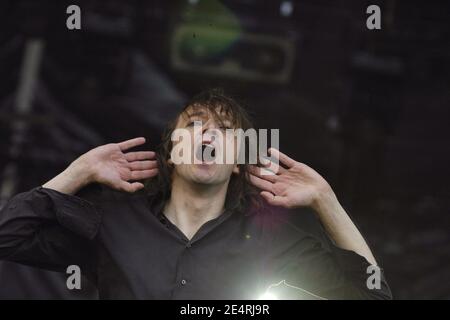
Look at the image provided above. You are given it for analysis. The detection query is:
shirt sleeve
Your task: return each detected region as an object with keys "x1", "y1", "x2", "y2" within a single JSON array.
[
  {"x1": 0, "y1": 184, "x2": 102, "y2": 280},
  {"x1": 265, "y1": 213, "x2": 392, "y2": 300}
]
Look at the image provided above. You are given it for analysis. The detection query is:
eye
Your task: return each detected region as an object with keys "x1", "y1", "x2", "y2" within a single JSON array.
[
  {"x1": 186, "y1": 119, "x2": 201, "y2": 127},
  {"x1": 219, "y1": 124, "x2": 232, "y2": 130}
]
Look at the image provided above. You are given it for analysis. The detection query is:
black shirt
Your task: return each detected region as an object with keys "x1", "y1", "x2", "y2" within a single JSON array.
[{"x1": 0, "y1": 185, "x2": 392, "y2": 299}]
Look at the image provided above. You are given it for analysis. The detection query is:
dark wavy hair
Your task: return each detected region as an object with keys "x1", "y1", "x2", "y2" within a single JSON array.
[{"x1": 146, "y1": 88, "x2": 260, "y2": 214}]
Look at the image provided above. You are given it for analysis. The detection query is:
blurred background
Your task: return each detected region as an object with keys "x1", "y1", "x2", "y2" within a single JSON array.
[{"x1": 0, "y1": 0, "x2": 449, "y2": 299}]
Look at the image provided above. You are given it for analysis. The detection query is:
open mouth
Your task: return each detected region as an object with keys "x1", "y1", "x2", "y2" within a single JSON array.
[{"x1": 196, "y1": 144, "x2": 216, "y2": 162}]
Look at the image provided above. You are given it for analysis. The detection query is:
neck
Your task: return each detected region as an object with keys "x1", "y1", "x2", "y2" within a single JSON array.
[{"x1": 164, "y1": 174, "x2": 229, "y2": 240}]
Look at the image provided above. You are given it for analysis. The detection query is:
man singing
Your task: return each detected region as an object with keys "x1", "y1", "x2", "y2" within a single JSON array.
[{"x1": 0, "y1": 89, "x2": 391, "y2": 299}]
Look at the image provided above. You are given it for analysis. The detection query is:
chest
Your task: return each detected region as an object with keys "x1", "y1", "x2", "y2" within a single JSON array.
[{"x1": 95, "y1": 201, "x2": 268, "y2": 299}]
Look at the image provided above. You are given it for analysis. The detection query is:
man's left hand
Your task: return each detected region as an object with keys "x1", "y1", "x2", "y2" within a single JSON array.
[{"x1": 248, "y1": 148, "x2": 334, "y2": 210}]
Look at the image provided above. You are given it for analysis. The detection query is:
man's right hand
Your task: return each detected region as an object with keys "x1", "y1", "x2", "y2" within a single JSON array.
[{"x1": 43, "y1": 137, "x2": 158, "y2": 195}]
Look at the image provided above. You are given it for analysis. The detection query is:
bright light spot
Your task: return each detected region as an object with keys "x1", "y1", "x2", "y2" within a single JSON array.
[
  {"x1": 280, "y1": 1, "x2": 293, "y2": 17},
  {"x1": 259, "y1": 292, "x2": 278, "y2": 300}
]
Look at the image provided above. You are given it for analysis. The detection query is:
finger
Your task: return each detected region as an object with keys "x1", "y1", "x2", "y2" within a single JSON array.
[
  {"x1": 119, "y1": 181, "x2": 144, "y2": 193},
  {"x1": 125, "y1": 151, "x2": 156, "y2": 161},
  {"x1": 130, "y1": 169, "x2": 158, "y2": 180},
  {"x1": 269, "y1": 148, "x2": 296, "y2": 169},
  {"x1": 260, "y1": 191, "x2": 286, "y2": 207},
  {"x1": 129, "y1": 160, "x2": 157, "y2": 171},
  {"x1": 249, "y1": 165, "x2": 278, "y2": 183},
  {"x1": 258, "y1": 158, "x2": 286, "y2": 175},
  {"x1": 248, "y1": 173, "x2": 273, "y2": 192},
  {"x1": 118, "y1": 137, "x2": 146, "y2": 151}
]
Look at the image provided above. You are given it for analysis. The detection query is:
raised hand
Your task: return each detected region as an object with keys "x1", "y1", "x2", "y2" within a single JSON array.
[
  {"x1": 85, "y1": 137, "x2": 158, "y2": 192},
  {"x1": 248, "y1": 148, "x2": 333, "y2": 209},
  {"x1": 44, "y1": 137, "x2": 158, "y2": 194},
  {"x1": 249, "y1": 148, "x2": 379, "y2": 266}
]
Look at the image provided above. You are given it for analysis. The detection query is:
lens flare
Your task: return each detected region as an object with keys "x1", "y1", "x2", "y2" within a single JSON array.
[{"x1": 258, "y1": 292, "x2": 278, "y2": 300}]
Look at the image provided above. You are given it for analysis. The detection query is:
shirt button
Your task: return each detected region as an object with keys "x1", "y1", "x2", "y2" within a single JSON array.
[
  {"x1": 181, "y1": 279, "x2": 187, "y2": 285},
  {"x1": 186, "y1": 242, "x2": 191, "y2": 248}
]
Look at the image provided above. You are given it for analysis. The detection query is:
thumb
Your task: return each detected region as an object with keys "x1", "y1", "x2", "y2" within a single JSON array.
[{"x1": 120, "y1": 181, "x2": 144, "y2": 193}]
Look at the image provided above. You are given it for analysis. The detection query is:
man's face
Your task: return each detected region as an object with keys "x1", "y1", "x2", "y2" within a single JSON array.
[{"x1": 169, "y1": 106, "x2": 240, "y2": 186}]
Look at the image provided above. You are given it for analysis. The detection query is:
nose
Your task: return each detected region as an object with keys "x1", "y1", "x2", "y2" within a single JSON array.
[
  {"x1": 201, "y1": 119, "x2": 220, "y2": 134},
  {"x1": 201, "y1": 120, "x2": 220, "y2": 143},
  {"x1": 202, "y1": 119, "x2": 217, "y2": 131}
]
